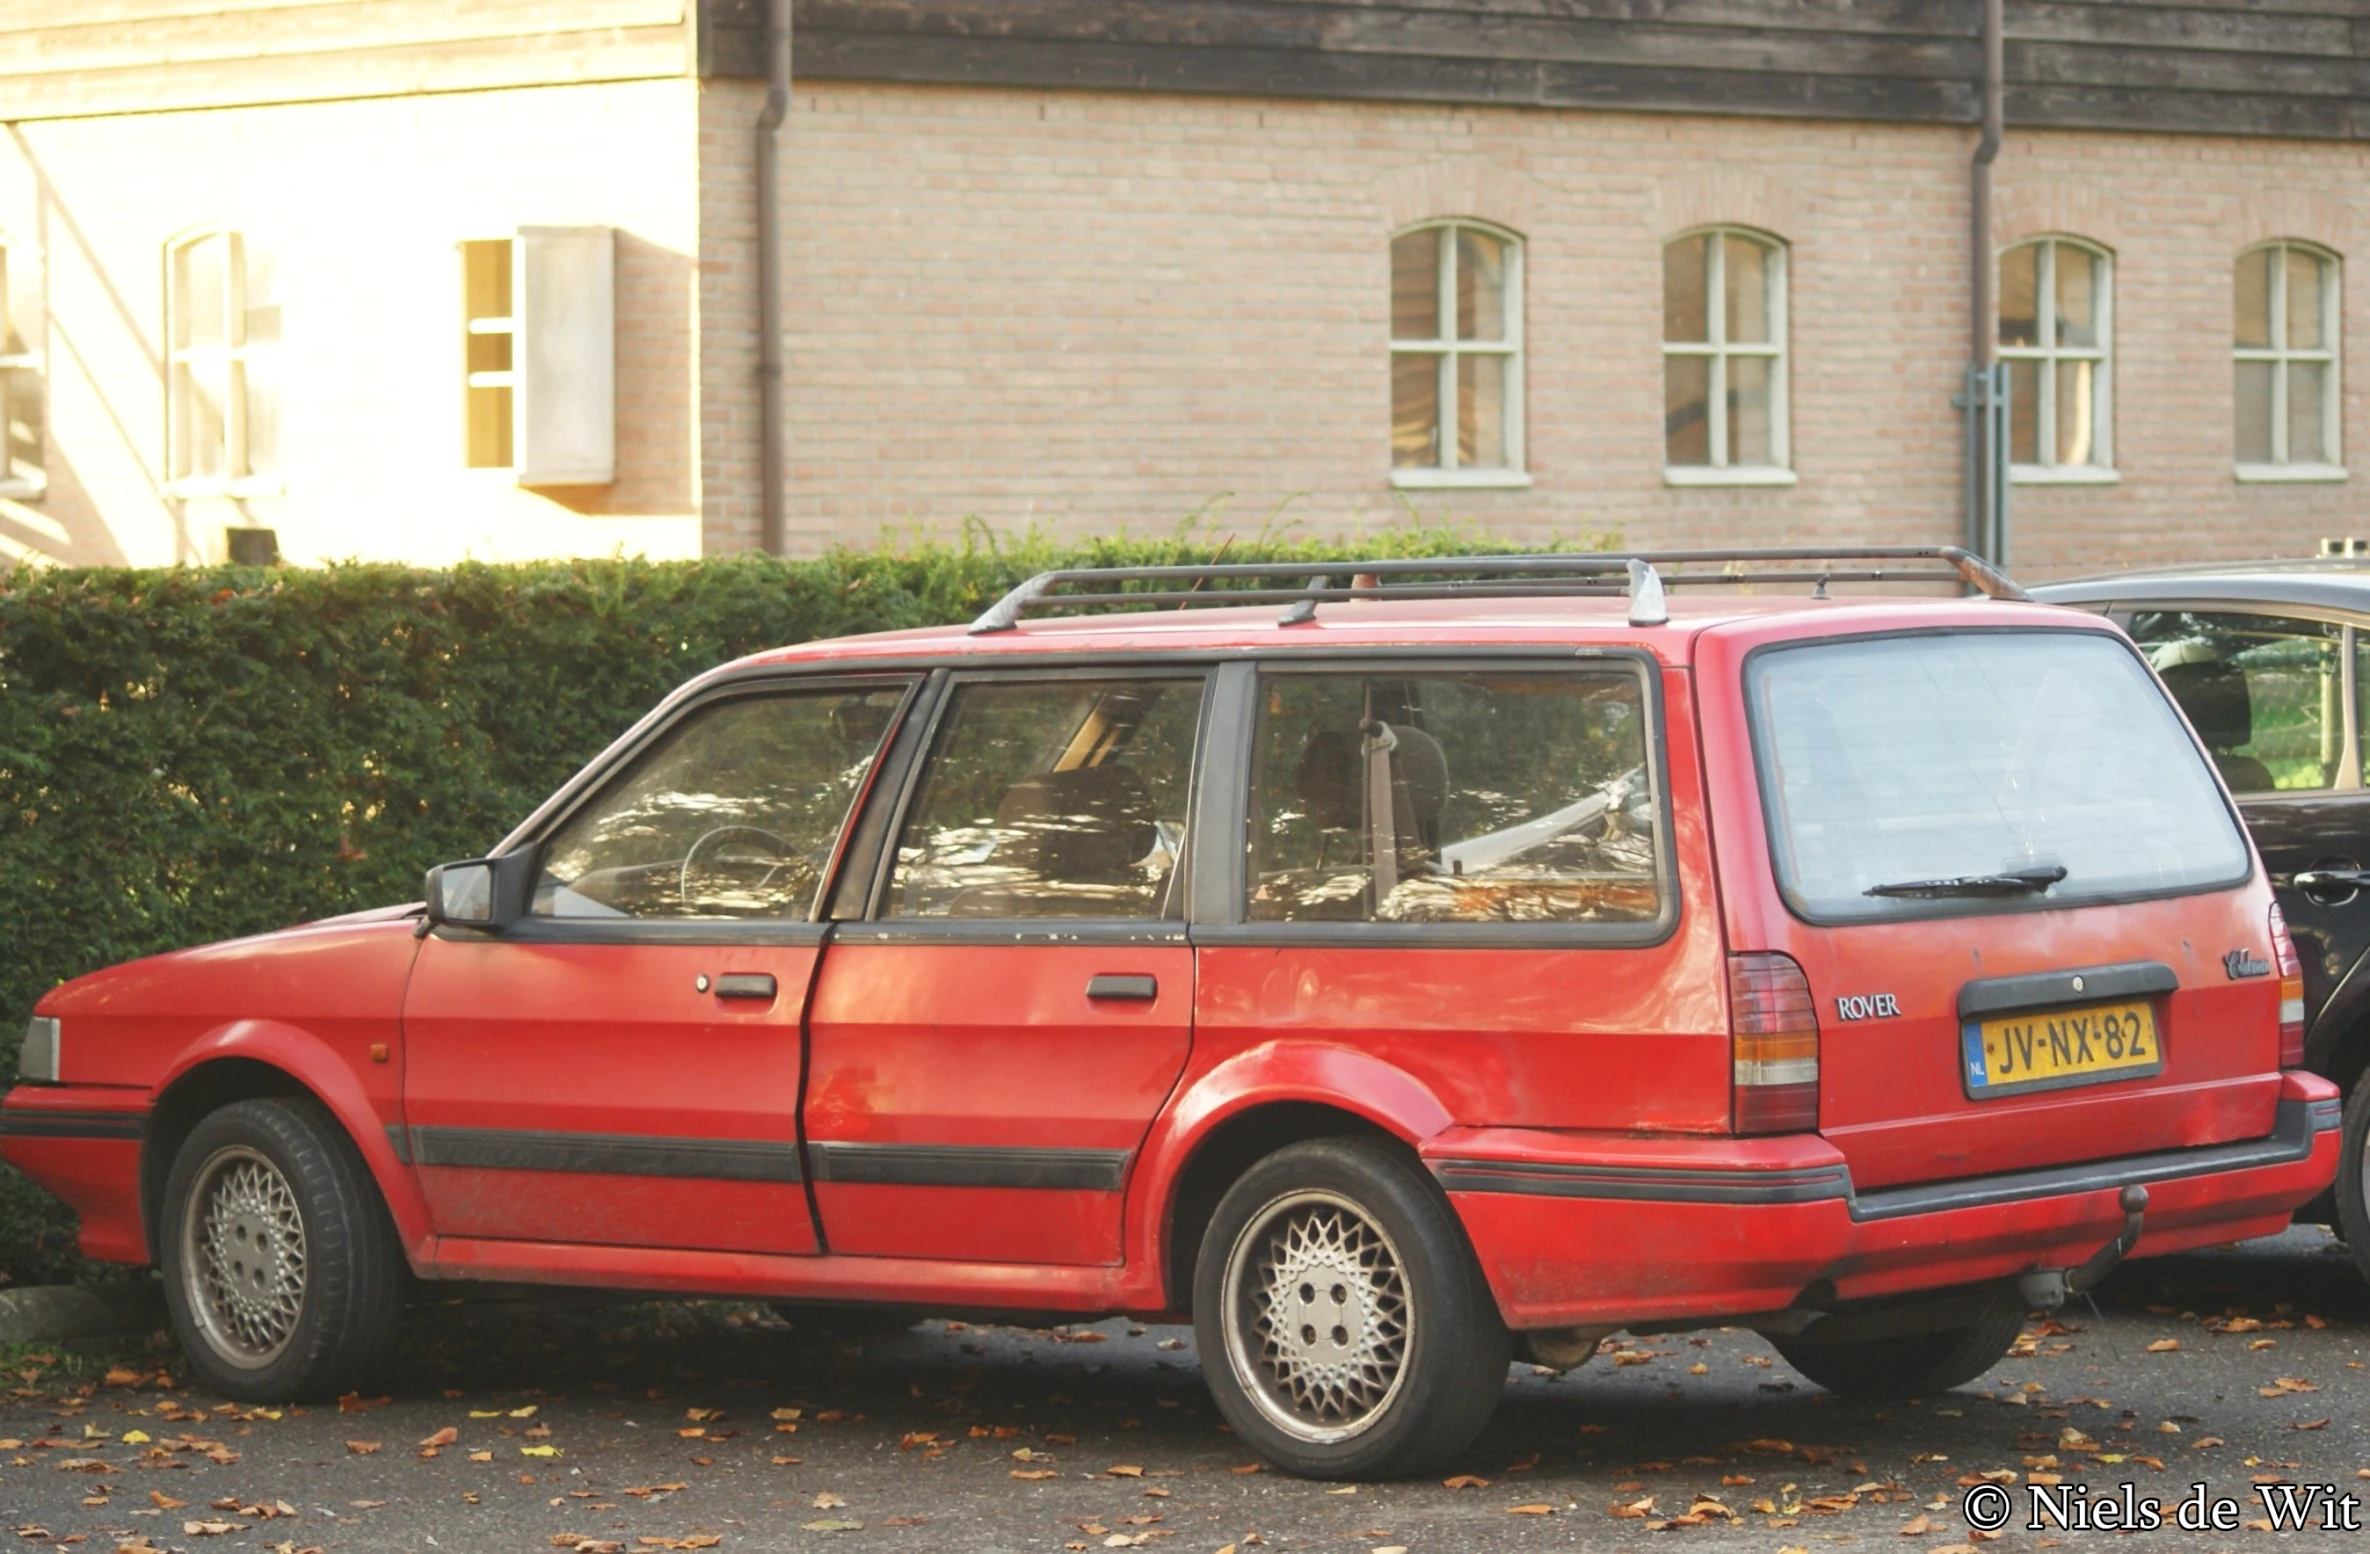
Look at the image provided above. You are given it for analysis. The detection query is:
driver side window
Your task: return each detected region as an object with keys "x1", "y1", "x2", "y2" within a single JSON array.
[{"x1": 533, "y1": 683, "x2": 910, "y2": 920}]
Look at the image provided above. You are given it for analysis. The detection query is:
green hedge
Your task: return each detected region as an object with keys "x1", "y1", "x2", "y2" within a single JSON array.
[{"x1": 0, "y1": 525, "x2": 1586, "y2": 1280}]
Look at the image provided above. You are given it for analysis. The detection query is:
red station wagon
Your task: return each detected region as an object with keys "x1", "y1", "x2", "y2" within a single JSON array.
[{"x1": 3, "y1": 547, "x2": 2342, "y2": 1479}]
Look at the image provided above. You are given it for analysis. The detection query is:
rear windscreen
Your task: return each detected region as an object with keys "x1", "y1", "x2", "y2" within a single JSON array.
[{"x1": 1747, "y1": 631, "x2": 2253, "y2": 923}]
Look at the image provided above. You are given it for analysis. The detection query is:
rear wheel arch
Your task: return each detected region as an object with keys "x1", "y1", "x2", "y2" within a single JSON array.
[{"x1": 1159, "y1": 1101, "x2": 1411, "y2": 1316}]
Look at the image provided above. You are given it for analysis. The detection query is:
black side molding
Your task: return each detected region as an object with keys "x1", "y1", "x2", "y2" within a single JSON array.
[
  {"x1": 808, "y1": 1141, "x2": 1129, "y2": 1192},
  {"x1": 1957, "y1": 960, "x2": 2176, "y2": 1020},
  {"x1": 0, "y1": 1109, "x2": 145, "y2": 1141},
  {"x1": 411, "y1": 1126, "x2": 804, "y2": 1183}
]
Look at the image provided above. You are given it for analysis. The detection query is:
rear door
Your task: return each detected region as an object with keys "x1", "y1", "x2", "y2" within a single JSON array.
[
  {"x1": 802, "y1": 668, "x2": 1204, "y2": 1266},
  {"x1": 401, "y1": 676, "x2": 913, "y2": 1255},
  {"x1": 1709, "y1": 625, "x2": 2277, "y2": 1192}
]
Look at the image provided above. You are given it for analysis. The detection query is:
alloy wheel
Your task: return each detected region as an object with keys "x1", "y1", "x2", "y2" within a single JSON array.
[
  {"x1": 1221, "y1": 1189, "x2": 1414, "y2": 1444},
  {"x1": 179, "y1": 1144, "x2": 309, "y2": 1368}
]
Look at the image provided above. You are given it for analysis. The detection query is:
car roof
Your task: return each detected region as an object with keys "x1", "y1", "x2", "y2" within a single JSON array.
[
  {"x1": 2032, "y1": 558, "x2": 2370, "y2": 616},
  {"x1": 711, "y1": 591, "x2": 2103, "y2": 678}
]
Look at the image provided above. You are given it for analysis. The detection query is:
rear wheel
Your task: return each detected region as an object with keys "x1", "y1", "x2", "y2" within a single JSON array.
[
  {"x1": 2333, "y1": 1079, "x2": 2370, "y2": 1284},
  {"x1": 1772, "y1": 1301, "x2": 2024, "y2": 1399},
  {"x1": 160, "y1": 1098, "x2": 405, "y2": 1400},
  {"x1": 1192, "y1": 1138, "x2": 1509, "y2": 1480}
]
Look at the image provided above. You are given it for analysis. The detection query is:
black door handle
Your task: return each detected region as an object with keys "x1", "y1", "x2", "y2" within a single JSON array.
[
  {"x1": 1087, "y1": 974, "x2": 1158, "y2": 1002},
  {"x1": 714, "y1": 973, "x2": 778, "y2": 1000}
]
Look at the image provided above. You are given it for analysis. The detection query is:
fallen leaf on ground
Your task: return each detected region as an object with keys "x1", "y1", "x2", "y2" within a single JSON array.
[
  {"x1": 1443, "y1": 1475, "x2": 1489, "y2": 1489},
  {"x1": 420, "y1": 1427, "x2": 458, "y2": 1449},
  {"x1": 1508, "y1": 1503, "x2": 1554, "y2": 1515},
  {"x1": 343, "y1": 1441, "x2": 380, "y2": 1455},
  {"x1": 2144, "y1": 1339, "x2": 2180, "y2": 1353}
]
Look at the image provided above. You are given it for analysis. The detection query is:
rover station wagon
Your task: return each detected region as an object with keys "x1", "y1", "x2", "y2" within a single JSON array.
[{"x1": 4, "y1": 547, "x2": 2339, "y2": 1479}]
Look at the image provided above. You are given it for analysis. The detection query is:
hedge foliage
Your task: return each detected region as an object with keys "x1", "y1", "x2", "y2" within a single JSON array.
[{"x1": 0, "y1": 523, "x2": 1590, "y2": 1280}]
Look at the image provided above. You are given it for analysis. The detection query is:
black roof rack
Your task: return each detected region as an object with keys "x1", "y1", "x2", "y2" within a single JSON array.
[{"x1": 967, "y1": 546, "x2": 2025, "y2": 634}]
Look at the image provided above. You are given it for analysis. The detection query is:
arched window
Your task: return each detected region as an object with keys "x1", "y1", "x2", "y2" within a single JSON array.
[
  {"x1": 166, "y1": 230, "x2": 279, "y2": 491},
  {"x1": 2236, "y1": 242, "x2": 2342, "y2": 476},
  {"x1": 1388, "y1": 220, "x2": 1524, "y2": 485},
  {"x1": 1999, "y1": 237, "x2": 2112, "y2": 476},
  {"x1": 1661, "y1": 227, "x2": 1789, "y2": 480}
]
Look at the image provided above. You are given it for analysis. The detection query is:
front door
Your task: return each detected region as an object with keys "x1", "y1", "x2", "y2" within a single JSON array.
[
  {"x1": 401, "y1": 676, "x2": 914, "y2": 1256},
  {"x1": 2123, "y1": 609, "x2": 2370, "y2": 1026},
  {"x1": 803, "y1": 670, "x2": 1206, "y2": 1266}
]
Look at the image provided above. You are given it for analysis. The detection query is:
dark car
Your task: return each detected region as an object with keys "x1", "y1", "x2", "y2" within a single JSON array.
[{"x1": 2036, "y1": 558, "x2": 2370, "y2": 1270}]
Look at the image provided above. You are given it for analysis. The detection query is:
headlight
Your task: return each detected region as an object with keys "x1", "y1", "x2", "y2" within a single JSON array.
[{"x1": 19, "y1": 1017, "x2": 59, "y2": 1083}]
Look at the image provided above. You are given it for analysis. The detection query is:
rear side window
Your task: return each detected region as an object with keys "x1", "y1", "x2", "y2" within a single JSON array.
[
  {"x1": 1748, "y1": 631, "x2": 2252, "y2": 923},
  {"x1": 1248, "y1": 667, "x2": 1667, "y2": 926},
  {"x1": 2123, "y1": 611, "x2": 2344, "y2": 794},
  {"x1": 884, "y1": 676, "x2": 1204, "y2": 920}
]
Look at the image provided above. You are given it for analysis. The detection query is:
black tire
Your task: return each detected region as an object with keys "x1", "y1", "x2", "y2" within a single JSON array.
[
  {"x1": 1191, "y1": 1137, "x2": 1510, "y2": 1480},
  {"x1": 2334, "y1": 1078, "x2": 2370, "y2": 1285},
  {"x1": 1772, "y1": 1300, "x2": 2025, "y2": 1399},
  {"x1": 159, "y1": 1097, "x2": 405, "y2": 1400}
]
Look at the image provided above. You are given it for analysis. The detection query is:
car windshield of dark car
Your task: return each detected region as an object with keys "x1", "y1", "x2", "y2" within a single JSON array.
[{"x1": 1748, "y1": 631, "x2": 2251, "y2": 922}]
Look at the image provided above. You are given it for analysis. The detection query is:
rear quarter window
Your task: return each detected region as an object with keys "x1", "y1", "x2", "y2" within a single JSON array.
[{"x1": 1747, "y1": 630, "x2": 2253, "y2": 923}]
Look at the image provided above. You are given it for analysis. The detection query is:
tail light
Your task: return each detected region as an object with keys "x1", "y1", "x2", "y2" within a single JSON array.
[
  {"x1": 2270, "y1": 902, "x2": 2306, "y2": 1068},
  {"x1": 1730, "y1": 952, "x2": 1819, "y2": 1134}
]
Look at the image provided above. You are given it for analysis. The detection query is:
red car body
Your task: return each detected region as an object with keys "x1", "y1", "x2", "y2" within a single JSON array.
[{"x1": 5, "y1": 591, "x2": 2339, "y2": 1349}]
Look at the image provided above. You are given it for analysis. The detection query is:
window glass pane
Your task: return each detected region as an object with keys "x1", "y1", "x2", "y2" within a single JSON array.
[
  {"x1": 1663, "y1": 234, "x2": 1708, "y2": 344},
  {"x1": 1664, "y1": 353, "x2": 1709, "y2": 466},
  {"x1": 2235, "y1": 360, "x2": 2275, "y2": 464},
  {"x1": 1391, "y1": 353, "x2": 1441, "y2": 468},
  {"x1": 1248, "y1": 671, "x2": 1664, "y2": 925},
  {"x1": 2287, "y1": 250, "x2": 2325, "y2": 352},
  {"x1": 2235, "y1": 249, "x2": 2272, "y2": 349},
  {"x1": 1748, "y1": 632, "x2": 2251, "y2": 922},
  {"x1": 175, "y1": 237, "x2": 226, "y2": 351},
  {"x1": 2055, "y1": 358, "x2": 2096, "y2": 466},
  {"x1": 171, "y1": 361, "x2": 227, "y2": 480},
  {"x1": 886, "y1": 678, "x2": 1201, "y2": 920},
  {"x1": 1998, "y1": 244, "x2": 2038, "y2": 348},
  {"x1": 1456, "y1": 229, "x2": 1507, "y2": 343},
  {"x1": 2006, "y1": 358, "x2": 2040, "y2": 464},
  {"x1": 1457, "y1": 353, "x2": 1507, "y2": 468},
  {"x1": 2053, "y1": 245, "x2": 2099, "y2": 350},
  {"x1": 1390, "y1": 229, "x2": 1439, "y2": 342},
  {"x1": 1724, "y1": 235, "x2": 1770, "y2": 345},
  {"x1": 241, "y1": 248, "x2": 278, "y2": 347},
  {"x1": 2127, "y1": 612, "x2": 2344, "y2": 793},
  {"x1": 239, "y1": 357, "x2": 277, "y2": 478},
  {"x1": 1727, "y1": 355, "x2": 1772, "y2": 466},
  {"x1": 2289, "y1": 360, "x2": 2328, "y2": 465},
  {"x1": 534, "y1": 685, "x2": 909, "y2": 920}
]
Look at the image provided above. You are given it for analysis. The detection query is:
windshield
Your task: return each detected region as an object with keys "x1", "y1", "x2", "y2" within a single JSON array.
[{"x1": 1747, "y1": 631, "x2": 2252, "y2": 922}]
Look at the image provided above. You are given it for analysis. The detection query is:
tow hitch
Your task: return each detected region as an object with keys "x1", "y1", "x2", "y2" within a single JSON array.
[{"x1": 2018, "y1": 1185, "x2": 2149, "y2": 1312}]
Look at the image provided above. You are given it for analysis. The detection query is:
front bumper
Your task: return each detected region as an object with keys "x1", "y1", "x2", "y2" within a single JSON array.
[
  {"x1": 0, "y1": 1087, "x2": 151, "y2": 1264},
  {"x1": 1427, "y1": 1071, "x2": 2342, "y2": 1332}
]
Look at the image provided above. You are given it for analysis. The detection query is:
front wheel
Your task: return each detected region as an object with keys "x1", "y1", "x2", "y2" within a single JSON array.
[
  {"x1": 1192, "y1": 1137, "x2": 1510, "y2": 1480},
  {"x1": 1772, "y1": 1300, "x2": 2025, "y2": 1399},
  {"x1": 160, "y1": 1098, "x2": 405, "y2": 1400}
]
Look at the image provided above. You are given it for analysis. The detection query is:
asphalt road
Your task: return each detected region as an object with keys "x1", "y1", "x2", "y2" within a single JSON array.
[{"x1": 5, "y1": 1227, "x2": 2369, "y2": 1554}]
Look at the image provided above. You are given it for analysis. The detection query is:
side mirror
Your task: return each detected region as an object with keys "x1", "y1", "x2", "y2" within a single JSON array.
[{"x1": 423, "y1": 853, "x2": 534, "y2": 931}]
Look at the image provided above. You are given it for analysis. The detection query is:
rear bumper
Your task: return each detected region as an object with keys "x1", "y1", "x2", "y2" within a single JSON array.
[{"x1": 1429, "y1": 1072, "x2": 2342, "y2": 1331}]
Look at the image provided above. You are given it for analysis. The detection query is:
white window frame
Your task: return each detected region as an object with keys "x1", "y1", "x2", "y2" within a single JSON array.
[
  {"x1": 2235, "y1": 240, "x2": 2345, "y2": 483},
  {"x1": 0, "y1": 236, "x2": 44, "y2": 500},
  {"x1": 165, "y1": 228, "x2": 279, "y2": 499},
  {"x1": 1388, "y1": 219, "x2": 1529, "y2": 490},
  {"x1": 1661, "y1": 225, "x2": 1793, "y2": 486},
  {"x1": 2001, "y1": 236, "x2": 2117, "y2": 484}
]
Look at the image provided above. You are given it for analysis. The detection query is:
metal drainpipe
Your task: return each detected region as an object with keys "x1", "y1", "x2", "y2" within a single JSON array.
[
  {"x1": 1967, "y1": 0, "x2": 2005, "y2": 561},
  {"x1": 756, "y1": 0, "x2": 792, "y2": 555}
]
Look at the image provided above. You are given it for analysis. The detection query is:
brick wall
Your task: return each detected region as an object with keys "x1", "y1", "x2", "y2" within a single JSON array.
[{"x1": 715, "y1": 80, "x2": 2370, "y2": 576}]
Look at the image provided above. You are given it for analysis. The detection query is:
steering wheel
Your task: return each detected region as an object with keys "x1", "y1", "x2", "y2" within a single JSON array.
[{"x1": 679, "y1": 825, "x2": 816, "y2": 912}]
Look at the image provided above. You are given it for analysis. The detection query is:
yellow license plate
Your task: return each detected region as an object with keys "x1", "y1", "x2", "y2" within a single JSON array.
[{"x1": 1962, "y1": 999, "x2": 2162, "y2": 1099}]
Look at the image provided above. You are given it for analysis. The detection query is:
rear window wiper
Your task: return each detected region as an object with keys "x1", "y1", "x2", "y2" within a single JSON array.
[{"x1": 1864, "y1": 864, "x2": 2068, "y2": 899}]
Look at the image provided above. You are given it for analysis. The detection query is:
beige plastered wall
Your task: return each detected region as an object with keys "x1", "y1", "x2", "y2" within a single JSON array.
[{"x1": 0, "y1": 77, "x2": 703, "y2": 567}]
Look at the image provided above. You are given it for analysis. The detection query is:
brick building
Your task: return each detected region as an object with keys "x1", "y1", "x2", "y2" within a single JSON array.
[{"x1": 1, "y1": 2, "x2": 2365, "y2": 573}]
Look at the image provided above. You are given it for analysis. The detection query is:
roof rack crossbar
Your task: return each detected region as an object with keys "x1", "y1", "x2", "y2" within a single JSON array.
[{"x1": 965, "y1": 545, "x2": 2024, "y2": 632}]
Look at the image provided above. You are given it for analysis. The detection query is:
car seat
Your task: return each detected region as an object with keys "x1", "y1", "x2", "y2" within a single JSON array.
[{"x1": 2157, "y1": 657, "x2": 2275, "y2": 794}]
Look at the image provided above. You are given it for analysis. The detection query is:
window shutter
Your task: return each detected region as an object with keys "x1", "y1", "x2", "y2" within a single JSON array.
[{"x1": 512, "y1": 226, "x2": 614, "y2": 486}]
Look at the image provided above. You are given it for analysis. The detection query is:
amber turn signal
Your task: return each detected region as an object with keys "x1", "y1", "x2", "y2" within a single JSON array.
[{"x1": 2269, "y1": 903, "x2": 2305, "y2": 1069}]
